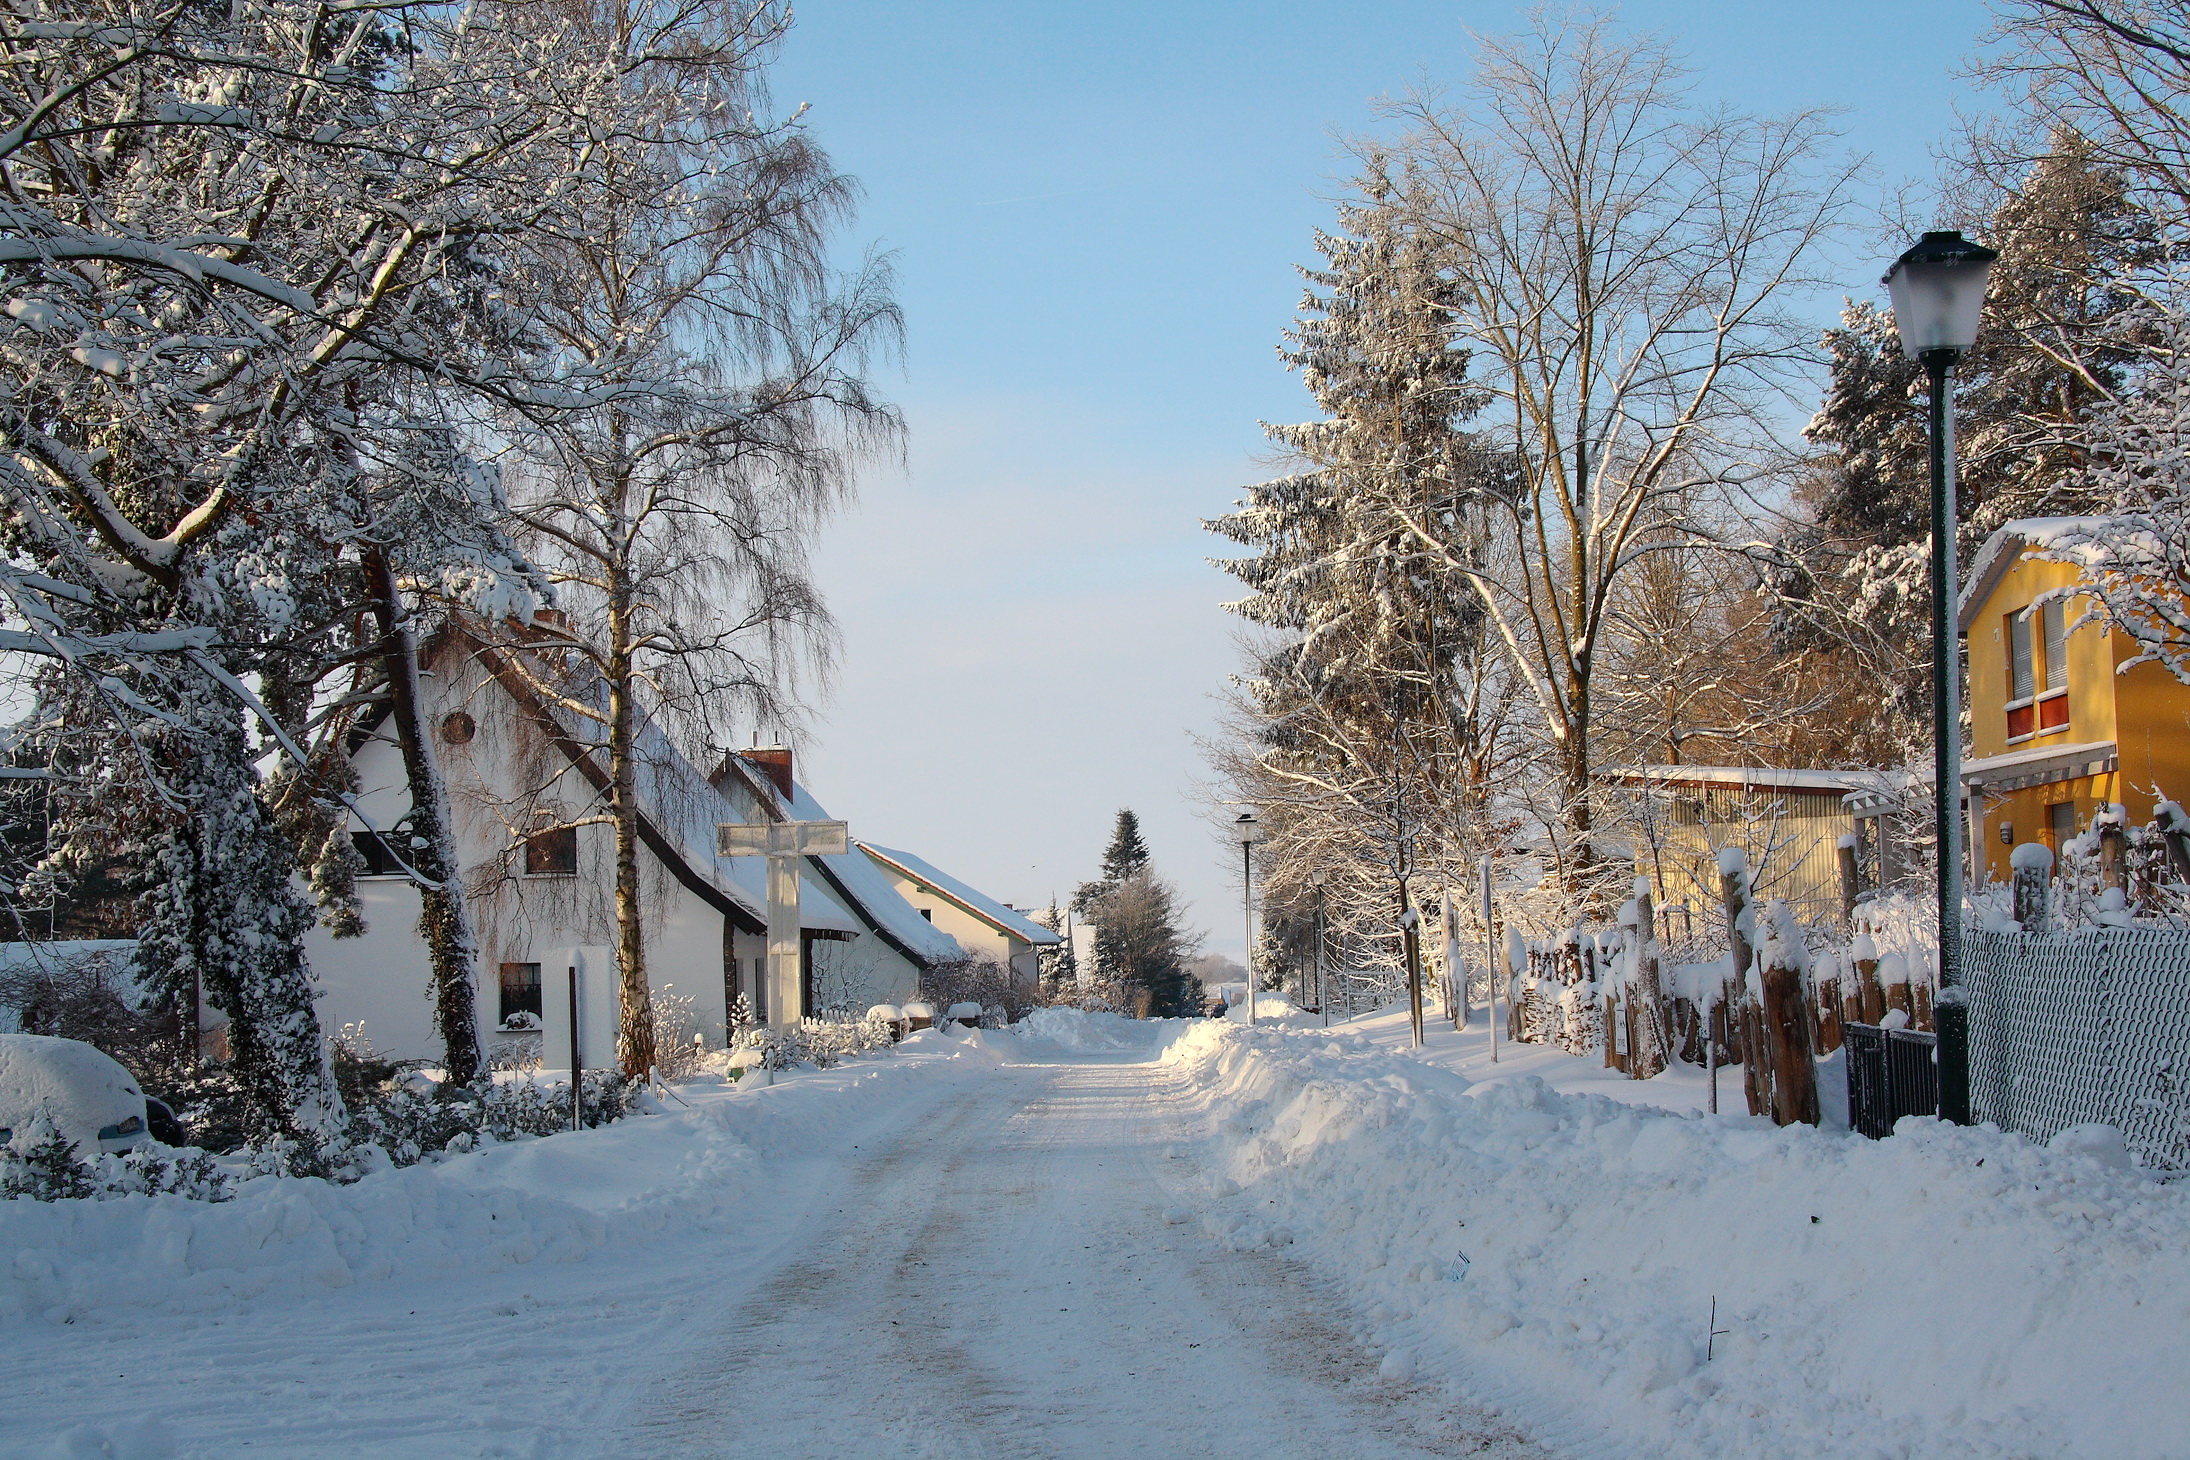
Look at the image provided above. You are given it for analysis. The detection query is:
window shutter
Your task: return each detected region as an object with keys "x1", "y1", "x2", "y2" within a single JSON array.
[
  {"x1": 2041, "y1": 600, "x2": 2067, "y2": 693},
  {"x1": 2009, "y1": 612, "x2": 2034, "y2": 701}
]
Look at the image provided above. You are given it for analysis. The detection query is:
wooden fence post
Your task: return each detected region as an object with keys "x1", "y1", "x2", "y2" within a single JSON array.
[
  {"x1": 1836, "y1": 833, "x2": 1860, "y2": 924},
  {"x1": 1626, "y1": 878, "x2": 1670, "y2": 1080},
  {"x1": 1813, "y1": 949, "x2": 1844, "y2": 1055},
  {"x1": 1854, "y1": 932, "x2": 1886, "y2": 1025},
  {"x1": 1719, "y1": 849, "x2": 1761, "y2": 1113},
  {"x1": 1881, "y1": 951, "x2": 1913, "y2": 1023},
  {"x1": 2010, "y1": 842, "x2": 2054, "y2": 932},
  {"x1": 1757, "y1": 900, "x2": 1820, "y2": 1126}
]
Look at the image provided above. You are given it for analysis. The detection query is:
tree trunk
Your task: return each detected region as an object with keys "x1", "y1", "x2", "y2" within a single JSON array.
[
  {"x1": 363, "y1": 549, "x2": 482, "y2": 1087},
  {"x1": 607, "y1": 570, "x2": 657, "y2": 1078}
]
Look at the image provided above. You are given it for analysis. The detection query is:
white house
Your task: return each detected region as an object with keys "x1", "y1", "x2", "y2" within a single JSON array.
[
  {"x1": 302, "y1": 622, "x2": 960, "y2": 1069},
  {"x1": 856, "y1": 843, "x2": 1061, "y2": 988}
]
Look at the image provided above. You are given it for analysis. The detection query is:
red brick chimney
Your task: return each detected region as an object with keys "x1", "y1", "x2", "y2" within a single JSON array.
[{"x1": 740, "y1": 745, "x2": 794, "y2": 800}]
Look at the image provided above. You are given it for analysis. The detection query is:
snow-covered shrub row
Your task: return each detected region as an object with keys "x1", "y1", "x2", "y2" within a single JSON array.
[
  {"x1": 1158, "y1": 1018, "x2": 2190, "y2": 1460},
  {"x1": 0, "y1": 1028, "x2": 989, "y2": 1327},
  {"x1": 338, "y1": 1070, "x2": 634, "y2": 1171},
  {"x1": 1, "y1": 1125, "x2": 231, "y2": 1203},
  {"x1": 731, "y1": 1013, "x2": 898, "y2": 1073}
]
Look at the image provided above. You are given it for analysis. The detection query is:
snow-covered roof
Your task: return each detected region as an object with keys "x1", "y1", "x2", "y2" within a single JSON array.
[
  {"x1": 1956, "y1": 516, "x2": 2155, "y2": 631},
  {"x1": 857, "y1": 844, "x2": 1061, "y2": 947},
  {"x1": 1961, "y1": 739, "x2": 2117, "y2": 789},
  {"x1": 1602, "y1": 765, "x2": 1891, "y2": 795},
  {"x1": 777, "y1": 788, "x2": 966, "y2": 965}
]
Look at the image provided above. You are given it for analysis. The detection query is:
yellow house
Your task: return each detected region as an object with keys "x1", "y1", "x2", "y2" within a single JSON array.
[{"x1": 1957, "y1": 518, "x2": 2190, "y2": 883}]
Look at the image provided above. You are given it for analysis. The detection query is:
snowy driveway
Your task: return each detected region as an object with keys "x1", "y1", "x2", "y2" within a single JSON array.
[{"x1": 1, "y1": 1041, "x2": 1547, "y2": 1460}]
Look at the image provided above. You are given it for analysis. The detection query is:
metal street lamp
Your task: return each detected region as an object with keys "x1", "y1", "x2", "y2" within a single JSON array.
[
  {"x1": 1883, "y1": 228, "x2": 1997, "y2": 1126},
  {"x1": 1310, "y1": 867, "x2": 1329, "y2": 1028},
  {"x1": 1235, "y1": 812, "x2": 1261, "y2": 1025}
]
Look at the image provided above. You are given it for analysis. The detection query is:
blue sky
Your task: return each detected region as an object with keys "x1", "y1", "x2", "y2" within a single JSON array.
[{"x1": 776, "y1": 0, "x2": 1996, "y2": 959}]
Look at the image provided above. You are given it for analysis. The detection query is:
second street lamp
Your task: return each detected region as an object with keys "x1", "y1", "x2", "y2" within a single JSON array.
[
  {"x1": 1236, "y1": 812, "x2": 1261, "y2": 1026},
  {"x1": 1883, "y1": 228, "x2": 1997, "y2": 1126}
]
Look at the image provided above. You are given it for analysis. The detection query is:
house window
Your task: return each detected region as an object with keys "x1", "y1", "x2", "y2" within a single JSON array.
[
  {"x1": 2008, "y1": 611, "x2": 2035, "y2": 701},
  {"x1": 919, "y1": 907, "x2": 933, "y2": 921},
  {"x1": 498, "y1": 962, "x2": 543, "y2": 1025},
  {"x1": 351, "y1": 831, "x2": 404, "y2": 877},
  {"x1": 524, "y1": 825, "x2": 578, "y2": 875},
  {"x1": 2039, "y1": 600, "x2": 2067, "y2": 692}
]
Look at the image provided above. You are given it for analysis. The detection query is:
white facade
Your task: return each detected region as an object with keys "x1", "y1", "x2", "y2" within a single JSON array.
[{"x1": 302, "y1": 629, "x2": 956, "y2": 1067}]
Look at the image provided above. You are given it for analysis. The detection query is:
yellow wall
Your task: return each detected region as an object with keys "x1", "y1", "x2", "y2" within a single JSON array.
[
  {"x1": 1965, "y1": 555, "x2": 2121, "y2": 761},
  {"x1": 1965, "y1": 546, "x2": 2190, "y2": 881}
]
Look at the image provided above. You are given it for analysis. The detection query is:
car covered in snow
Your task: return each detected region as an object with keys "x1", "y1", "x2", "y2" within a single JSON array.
[{"x1": 0, "y1": 1034, "x2": 152, "y2": 1157}]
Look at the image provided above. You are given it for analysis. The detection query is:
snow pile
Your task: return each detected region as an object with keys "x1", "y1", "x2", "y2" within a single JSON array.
[
  {"x1": 0, "y1": 1039, "x2": 992, "y2": 1328},
  {"x1": 1159, "y1": 1021, "x2": 2190, "y2": 1460},
  {"x1": 1220, "y1": 992, "x2": 1316, "y2": 1025},
  {"x1": 1003, "y1": 1006, "x2": 1166, "y2": 1053}
]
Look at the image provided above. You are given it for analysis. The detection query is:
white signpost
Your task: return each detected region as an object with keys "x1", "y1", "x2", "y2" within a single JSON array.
[{"x1": 718, "y1": 819, "x2": 849, "y2": 1028}]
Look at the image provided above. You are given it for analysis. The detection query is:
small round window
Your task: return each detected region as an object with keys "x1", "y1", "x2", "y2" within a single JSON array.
[{"x1": 439, "y1": 711, "x2": 477, "y2": 745}]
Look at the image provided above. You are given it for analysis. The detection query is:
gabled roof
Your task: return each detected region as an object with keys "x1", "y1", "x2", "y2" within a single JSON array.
[
  {"x1": 711, "y1": 756, "x2": 964, "y2": 967},
  {"x1": 384, "y1": 620, "x2": 862, "y2": 938},
  {"x1": 1957, "y1": 516, "x2": 2147, "y2": 632},
  {"x1": 857, "y1": 843, "x2": 1062, "y2": 946}
]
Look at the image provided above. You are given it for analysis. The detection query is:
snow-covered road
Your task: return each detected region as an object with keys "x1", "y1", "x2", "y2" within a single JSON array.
[
  {"x1": 10, "y1": 1011, "x2": 2183, "y2": 1460},
  {"x1": 627, "y1": 1051, "x2": 1544, "y2": 1460},
  {"x1": 1, "y1": 1036, "x2": 1549, "y2": 1460}
]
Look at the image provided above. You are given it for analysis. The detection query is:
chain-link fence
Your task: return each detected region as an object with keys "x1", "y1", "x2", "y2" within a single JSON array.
[{"x1": 1963, "y1": 928, "x2": 2190, "y2": 1171}]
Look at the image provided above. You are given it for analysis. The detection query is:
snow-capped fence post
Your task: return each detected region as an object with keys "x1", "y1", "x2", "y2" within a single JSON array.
[
  {"x1": 1853, "y1": 934, "x2": 1886, "y2": 1025},
  {"x1": 1630, "y1": 880, "x2": 1671, "y2": 1080},
  {"x1": 1880, "y1": 953, "x2": 1914, "y2": 1024},
  {"x1": 1836, "y1": 833, "x2": 1861, "y2": 924},
  {"x1": 1812, "y1": 949, "x2": 1845, "y2": 1055},
  {"x1": 1719, "y1": 848, "x2": 1761, "y2": 1115},
  {"x1": 2011, "y1": 842, "x2": 2055, "y2": 932},
  {"x1": 2156, "y1": 799, "x2": 2190, "y2": 882},
  {"x1": 2097, "y1": 809, "x2": 2128, "y2": 893},
  {"x1": 1756, "y1": 900, "x2": 1821, "y2": 1126}
]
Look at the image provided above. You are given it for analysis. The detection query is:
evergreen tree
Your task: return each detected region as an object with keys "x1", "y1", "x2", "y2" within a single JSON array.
[
  {"x1": 1074, "y1": 809, "x2": 1153, "y2": 912},
  {"x1": 1090, "y1": 870, "x2": 1200, "y2": 1018},
  {"x1": 1101, "y1": 811, "x2": 1151, "y2": 884},
  {"x1": 1032, "y1": 902, "x2": 1079, "y2": 998},
  {"x1": 1790, "y1": 137, "x2": 2159, "y2": 730}
]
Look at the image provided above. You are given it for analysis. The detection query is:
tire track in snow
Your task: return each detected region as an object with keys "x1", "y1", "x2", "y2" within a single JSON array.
[{"x1": 622, "y1": 1049, "x2": 1560, "y2": 1459}]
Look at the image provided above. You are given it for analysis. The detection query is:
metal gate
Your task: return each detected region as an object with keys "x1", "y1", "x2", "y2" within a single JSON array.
[{"x1": 1845, "y1": 1023, "x2": 1939, "y2": 1139}]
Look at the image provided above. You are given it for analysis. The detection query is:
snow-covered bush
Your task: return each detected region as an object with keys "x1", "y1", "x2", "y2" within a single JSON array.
[
  {"x1": 1, "y1": 1120, "x2": 232, "y2": 1204},
  {"x1": 650, "y1": 985, "x2": 705, "y2": 1078}
]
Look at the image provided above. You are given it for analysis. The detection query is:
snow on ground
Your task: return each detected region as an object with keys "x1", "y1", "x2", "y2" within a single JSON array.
[
  {"x1": 1161, "y1": 1005, "x2": 2189, "y2": 1460},
  {"x1": 1, "y1": 1007, "x2": 2179, "y2": 1459}
]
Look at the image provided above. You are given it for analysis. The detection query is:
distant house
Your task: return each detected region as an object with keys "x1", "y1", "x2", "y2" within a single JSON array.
[
  {"x1": 856, "y1": 843, "x2": 1061, "y2": 989},
  {"x1": 1958, "y1": 518, "x2": 2190, "y2": 883},
  {"x1": 1605, "y1": 765, "x2": 1910, "y2": 928},
  {"x1": 304, "y1": 620, "x2": 960, "y2": 1068}
]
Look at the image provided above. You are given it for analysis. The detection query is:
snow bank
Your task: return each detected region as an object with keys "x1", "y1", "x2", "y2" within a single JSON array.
[
  {"x1": 1005, "y1": 1006, "x2": 1169, "y2": 1053},
  {"x1": 1159, "y1": 1021, "x2": 2189, "y2": 1460},
  {"x1": 0, "y1": 1040, "x2": 991, "y2": 1328}
]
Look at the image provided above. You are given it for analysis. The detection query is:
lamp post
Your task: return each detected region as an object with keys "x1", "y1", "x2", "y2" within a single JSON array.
[
  {"x1": 1310, "y1": 866, "x2": 1329, "y2": 1028},
  {"x1": 1236, "y1": 811, "x2": 1260, "y2": 1025},
  {"x1": 1884, "y1": 228, "x2": 1996, "y2": 1126}
]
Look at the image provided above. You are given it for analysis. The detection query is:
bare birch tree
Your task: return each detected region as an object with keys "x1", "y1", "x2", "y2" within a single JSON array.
[
  {"x1": 483, "y1": 0, "x2": 897, "y2": 1076},
  {"x1": 1358, "y1": 11, "x2": 1858, "y2": 901}
]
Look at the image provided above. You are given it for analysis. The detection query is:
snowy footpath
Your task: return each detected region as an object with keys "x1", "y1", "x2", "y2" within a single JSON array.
[{"x1": 2, "y1": 1012, "x2": 2183, "y2": 1459}]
